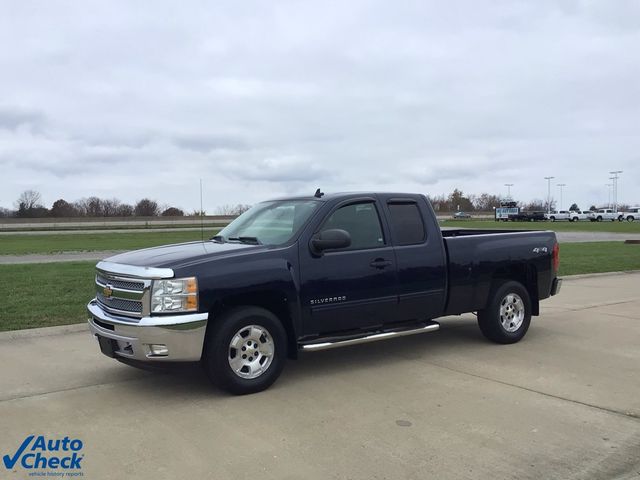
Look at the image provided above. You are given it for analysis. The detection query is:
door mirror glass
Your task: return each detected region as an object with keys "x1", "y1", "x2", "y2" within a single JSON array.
[{"x1": 310, "y1": 229, "x2": 351, "y2": 255}]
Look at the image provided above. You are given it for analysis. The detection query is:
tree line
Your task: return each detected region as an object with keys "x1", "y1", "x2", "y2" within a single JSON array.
[{"x1": 0, "y1": 190, "x2": 252, "y2": 218}]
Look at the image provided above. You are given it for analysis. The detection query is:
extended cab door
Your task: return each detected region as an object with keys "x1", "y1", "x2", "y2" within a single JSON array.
[
  {"x1": 298, "y1": 198, "x2": 398, "y2": 336},
  {"x1": 379, "y1": 195, "x2": 447, "y2": 322}
]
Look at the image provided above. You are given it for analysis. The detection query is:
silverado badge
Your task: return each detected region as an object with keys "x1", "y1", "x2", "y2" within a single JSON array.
[{"x1": 103, "y1": 285, "x2": 113, "y2": 298}]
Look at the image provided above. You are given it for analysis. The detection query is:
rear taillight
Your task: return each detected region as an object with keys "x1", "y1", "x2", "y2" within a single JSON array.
[{"x1": 552, "y1": 242, "x2": 560, "y2": 272}]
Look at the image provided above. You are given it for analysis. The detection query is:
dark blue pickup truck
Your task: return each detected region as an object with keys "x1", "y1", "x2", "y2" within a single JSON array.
[{"x1": 88, "y1": 192, "x2": 562, "y2": 394}]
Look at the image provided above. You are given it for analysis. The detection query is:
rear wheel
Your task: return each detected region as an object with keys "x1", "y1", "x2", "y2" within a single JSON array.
[
  {"x1": 477, "y1": 281, "x2": 531, "y2": 344},
  {"x1": 203, "y1": 307, "x2": 287, "y2": 395}
]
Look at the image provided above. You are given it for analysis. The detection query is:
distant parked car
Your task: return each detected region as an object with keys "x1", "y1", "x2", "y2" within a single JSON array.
[
  {"x1": 621, "y1": 207, "x2": 639, "y2": 222},
  {"x1": 589, "y1": 209, "x2": 620, "y2": 222},
  {"x1": 545, "y1": 210, "x2": 572, "y2": 222},
  {"x1": 568, "y1": 210, "x2": 591, "y2": 222},
  {"x1": 453, "y1": 211, "x2": 472, "y2": 219}
]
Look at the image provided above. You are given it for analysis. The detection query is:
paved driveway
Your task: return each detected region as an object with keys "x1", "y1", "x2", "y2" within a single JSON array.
[{"x1": 1, "y1": 273, "x2": 639, "y2": 479}]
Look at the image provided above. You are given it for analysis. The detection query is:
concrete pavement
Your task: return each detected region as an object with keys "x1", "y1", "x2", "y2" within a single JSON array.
[{"x1": 1, "y1": 273, "x2": 639, "y2": 479}]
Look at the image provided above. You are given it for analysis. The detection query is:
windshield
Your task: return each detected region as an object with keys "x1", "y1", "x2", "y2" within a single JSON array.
[{"x1": 215, "y1": 200, "x2": 320, "y2": 246}]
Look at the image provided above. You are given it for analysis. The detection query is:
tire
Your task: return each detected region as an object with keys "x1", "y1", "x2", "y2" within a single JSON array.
[
  {"x1": 572, "y1": 217, "x2": 579, "y2": 222},
  {"x1": 550, "y1": 217, "x2": 556, "y2": 222},
  {"x1": 203, "y1": 306, "x2": 287, "y2": 395},
  {"x1": 597, "y1": 216, "x2": 603, "y2": 222},
  {"x1": 477, "y1": 281, "x2": 532, "y2": 344},
  {"x1": 628, "y1": 216, "x2": 635, "y2": 222}
]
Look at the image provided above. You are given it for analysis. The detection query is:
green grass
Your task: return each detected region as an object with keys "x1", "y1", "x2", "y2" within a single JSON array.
[
  {"x1": 558, "y1": 242, "x2": 640, "y2": 276},
  {"x1": 0, "y1": 229, "x2": 220, "y2": 255},
  {"x1": 442, "y1": 219, "x2": 640, "y2": 233},
  {"x1": 1, "y1": 242, "x2": 639, "y2": 331},
  {"x1": 0, "y1": 261, "x2": 96, "y2": 331}
]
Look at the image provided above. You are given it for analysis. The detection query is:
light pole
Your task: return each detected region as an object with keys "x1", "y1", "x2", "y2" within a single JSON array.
[
  {"x1": 544, "y1": 176, "x2": 555, "y2": 213},
  {"x1": 504, "y1": 183, "x2": 514, "y2": 199},
  {"x1": 557, "y1": 184, "x2": 566, "y2": 211},
  {"x1": 606, "y1": 183, "x2": 613, "y2": 208},
  {"x1": 609, "y1": 170, "x2": 623, "y2": 212}
]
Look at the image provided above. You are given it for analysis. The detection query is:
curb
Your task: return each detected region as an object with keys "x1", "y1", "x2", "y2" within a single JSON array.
[
  {"x1": 561, "y1": 270, "x2": 640, "y2": 280},
  {"x1": 0, "y1": 323, "x2": 87, "y2": 341}
]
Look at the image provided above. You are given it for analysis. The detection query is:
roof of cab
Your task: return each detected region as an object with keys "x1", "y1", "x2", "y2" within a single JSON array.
[{"x1": 267, "y1": 192, "x2": 424, "y2": 202}]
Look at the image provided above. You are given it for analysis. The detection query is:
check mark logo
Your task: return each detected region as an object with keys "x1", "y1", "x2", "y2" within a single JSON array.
[{"x1": 3, "y1": 435, "x2": 34, "y2": 469}]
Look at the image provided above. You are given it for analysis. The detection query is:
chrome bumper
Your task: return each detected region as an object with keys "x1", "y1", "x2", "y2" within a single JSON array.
[{"x1": 87, "y1": 300, "x2": 208, "y2": 362}]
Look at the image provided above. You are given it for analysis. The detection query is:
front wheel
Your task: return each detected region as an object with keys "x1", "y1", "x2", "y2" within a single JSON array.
[
  {"x1": 477, "y1": 281, "x2": 532, "y2": 344},
  {"x1": 203, "y1": 307, "x2": 287, "y2": 395},
  {"x1": 628, "y1": 216, "x2": 635, "y2": 222}
]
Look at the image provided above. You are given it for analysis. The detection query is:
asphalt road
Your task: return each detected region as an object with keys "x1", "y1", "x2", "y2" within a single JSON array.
[{"x1": 1, "y1": 273, "x2": 639, "y2": 479}]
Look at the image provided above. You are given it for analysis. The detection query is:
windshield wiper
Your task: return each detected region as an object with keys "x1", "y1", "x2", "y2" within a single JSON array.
[
  {"x1": 227, "y1": 236, "x2": 262, "y2": 245},
  {"x1": 210, "y1": 235, "x2": 226, "y2": 243}
]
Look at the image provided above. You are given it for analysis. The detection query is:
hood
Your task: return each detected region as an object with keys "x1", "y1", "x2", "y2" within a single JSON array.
[{"x1": 104, "y1": 241, "x2": 265, "y2": 269}]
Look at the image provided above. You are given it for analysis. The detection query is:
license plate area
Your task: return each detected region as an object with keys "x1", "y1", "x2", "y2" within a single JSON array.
[{"x1": 97, "y1": 335, "x2": 118, "y2": 358}]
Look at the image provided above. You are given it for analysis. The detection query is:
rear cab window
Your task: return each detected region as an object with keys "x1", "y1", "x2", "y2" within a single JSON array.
[{"x1": 386, "y1": 202, "x2": 426, "y2": 246}]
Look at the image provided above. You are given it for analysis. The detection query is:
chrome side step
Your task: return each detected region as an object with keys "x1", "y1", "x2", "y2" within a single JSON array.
[{"x1": 300, "y1": 322, "x2": 440, "y2": 352}]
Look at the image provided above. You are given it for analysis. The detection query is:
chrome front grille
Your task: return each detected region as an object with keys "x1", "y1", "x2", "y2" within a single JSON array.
[
  {"x1": 95, "y1": 269, "x2": 151, "y2": 319},
  {"x1": 96, "y1": 293, "x2": 143, "y2": 314},
  {"x1": 96, "y1": 273, "x2": 144, "y2": 291}
]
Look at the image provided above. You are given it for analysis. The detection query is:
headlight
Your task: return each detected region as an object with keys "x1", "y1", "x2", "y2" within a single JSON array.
[{"x1": 151, "y1": 277, "x2": 198, "y2": 313}]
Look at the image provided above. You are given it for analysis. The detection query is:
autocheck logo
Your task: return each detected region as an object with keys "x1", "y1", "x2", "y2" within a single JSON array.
[{"x1": 3, "y1": 435, "x2": 84, "y2": 475}]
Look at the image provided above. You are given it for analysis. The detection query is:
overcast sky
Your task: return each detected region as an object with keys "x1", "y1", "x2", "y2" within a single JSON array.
[{"x1": 1, "y1": 0, "x2": 639, "y2": 212}]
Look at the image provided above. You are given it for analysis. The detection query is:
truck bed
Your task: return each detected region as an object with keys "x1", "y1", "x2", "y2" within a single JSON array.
[{"x1": 442, "y1": 229, "x2": 557, "y2": 316}]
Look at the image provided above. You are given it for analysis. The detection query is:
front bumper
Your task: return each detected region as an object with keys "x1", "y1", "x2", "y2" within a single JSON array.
[
  {"x1": 550, "y1": 277, "x2": 562, "y2": 296},
  {"x1": 87, "y1": 300, "x2": 208, "y2": 362}
]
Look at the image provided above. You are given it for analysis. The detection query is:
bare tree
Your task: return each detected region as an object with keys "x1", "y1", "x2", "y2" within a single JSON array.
[
  {"x1": 0, "y1": 207, "x2": 13, "y2": 218},
  {"x1": 216, "y1": 204, "x2": 251, "y2": 216},
  {"x1": 116, "y1": 203, "x2": 134, "y2": 216},
  {"x1": 102, "y1": 198, "x2": 121, "y2": 217},
  {"x1": 15, "y1": 190, "x2": 42, "y2": 210},
  {"x1": 15, "y1": 190, "x2": 47, "y2": 217},
  {"x1": 471, "y1": 193, "x2": 502, "y2": 211}
]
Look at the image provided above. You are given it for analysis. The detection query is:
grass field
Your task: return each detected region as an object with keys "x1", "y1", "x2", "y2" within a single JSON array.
[
  {"x1": 0, "y1": 261, "x2": 96, "y2": 331},
  {"x1": 442, "y1": 219, "x2": 640, "y2": 233},
  {"x1": 0, "y1": 229, "x2": 220, "y2": 255},
  {"x1": 1, "y1": 242, "x2": 639, "y2": 331}
]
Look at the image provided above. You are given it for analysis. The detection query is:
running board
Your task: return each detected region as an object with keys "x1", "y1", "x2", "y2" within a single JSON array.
[{"x1": 300, "y1": 322, "x2": 440, "y2": 352}]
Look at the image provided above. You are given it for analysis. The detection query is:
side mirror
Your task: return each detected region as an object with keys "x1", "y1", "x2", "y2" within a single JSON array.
[{"x1": 310, "y1": 229, "x2": 351, "y2": 256}]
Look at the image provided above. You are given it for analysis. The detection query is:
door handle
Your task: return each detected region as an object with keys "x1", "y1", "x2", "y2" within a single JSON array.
[{"x1": 370, "y1": 258, "x2": 392, "y2": 269}]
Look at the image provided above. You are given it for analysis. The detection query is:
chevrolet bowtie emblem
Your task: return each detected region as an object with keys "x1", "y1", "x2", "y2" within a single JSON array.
[{"x1": 103, "y1": 285, "x2": 113, "y2": 298}]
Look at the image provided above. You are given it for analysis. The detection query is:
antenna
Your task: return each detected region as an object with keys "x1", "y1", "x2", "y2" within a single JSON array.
[
  {"x1": 200, "y1": 178, "x2": 204, "y2": 242},
  {"x1": 314, "y1": 188, "x2": 324, "y2": 198}
]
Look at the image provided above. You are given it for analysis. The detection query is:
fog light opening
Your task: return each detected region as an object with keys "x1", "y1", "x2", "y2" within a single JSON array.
[{"x1": 148, "y1": 344, "x2": 169, "y2": 356}]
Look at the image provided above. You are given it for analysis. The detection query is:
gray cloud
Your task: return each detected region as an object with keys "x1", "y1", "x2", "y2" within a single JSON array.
[
  {"x1": 0, "y1": 0, "x2": 639, "y2": 212},
  {"x1": 0, "y1": 107, "x2": 45, "y2": 132}
]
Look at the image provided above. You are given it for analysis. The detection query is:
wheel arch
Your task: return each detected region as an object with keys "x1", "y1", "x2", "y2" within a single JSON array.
[
  {"x1": 206, "y1": 290, "x2": 299, "y2": 359},
  {"x1": 489, "y1": 264, "x2": 539, "y2": 316}
]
